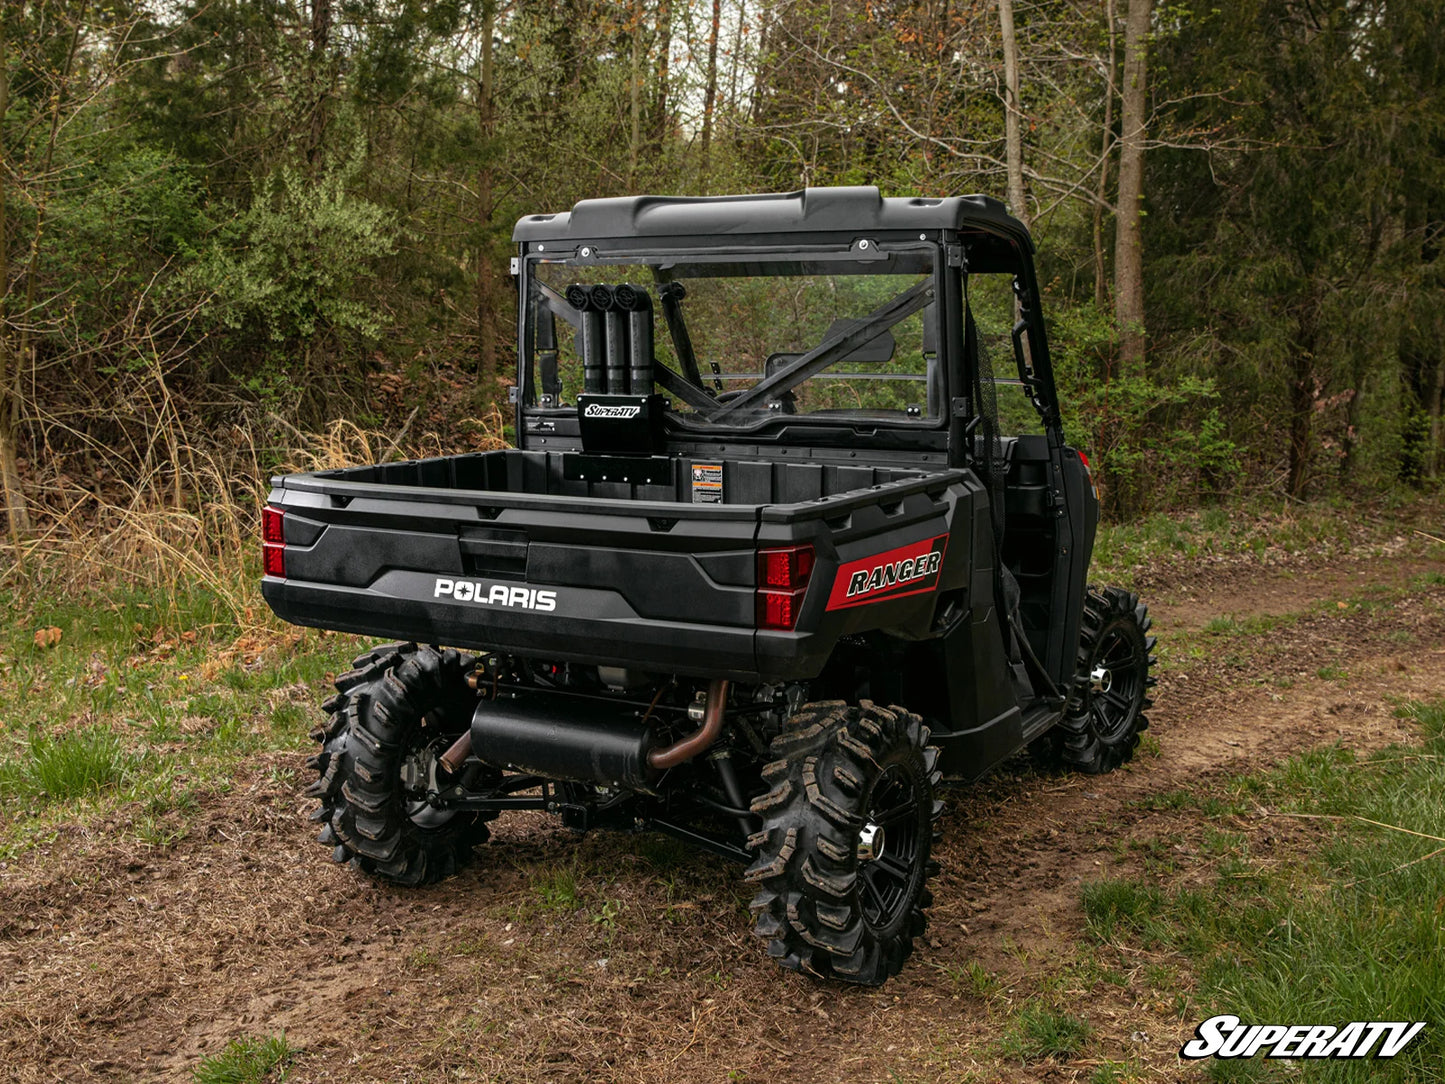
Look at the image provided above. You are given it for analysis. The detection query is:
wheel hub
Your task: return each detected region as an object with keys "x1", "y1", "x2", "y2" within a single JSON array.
[
  {"x1": 858, "y1": 821, "x2": 885, "y2": 863},
  {"x1": 1091, "y1": 665, "x2": 1113, "y2": 694}
]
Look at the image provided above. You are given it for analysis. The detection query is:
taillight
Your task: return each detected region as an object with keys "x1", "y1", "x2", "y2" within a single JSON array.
[
  {"x1": 1076, "y1": 450, "x2": 1100, "y2": 503},
  {"x1": 757, "y1": 544, "x2": 814, "y2": 630},
  {"x1": 262, "y1": 507, "x2": 285, "y2": 577}
]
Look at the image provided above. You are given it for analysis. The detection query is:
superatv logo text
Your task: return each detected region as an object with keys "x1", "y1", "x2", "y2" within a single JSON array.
[
  {"x1": 583, "y1": 403, "x2": 641, "y2": 420},
  {"x1": 1180, "y1": 1016, "x2": 1426, "y2": 1060},
  {"x1": 826, "y1": 534, "x2": 949, "y2": 611},
  {"x1": 434, "y1": 578, "x2": 557, "y2": 612}
]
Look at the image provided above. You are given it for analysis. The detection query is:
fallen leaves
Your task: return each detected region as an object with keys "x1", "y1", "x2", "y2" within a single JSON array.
[{"x1": 33, "y1": 626, "x2": 62, "y2": 649}]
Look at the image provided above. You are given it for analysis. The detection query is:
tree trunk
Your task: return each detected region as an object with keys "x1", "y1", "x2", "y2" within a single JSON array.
[
  {"x1": 307, "y1": 0, "x2": 333, "y2": 170},
  {"x1": 750, "y1": 9, "x2": 770, "y2": 125},
  {"x1": 1429, "y1": 353, "x2": 1445, "y2": 479},
  {"x1": 1093, "y1": 0, "x2": 1117, "y2": 308},
  {"x1": 629, "y1": 0, "x2": 642, "y2": 187},
  {"x1": 0, "y1": 22, "x2": 26, "y2": 542},
  {"x1": 997, "y1": 0, "x2": 1028, "y2": 229},
  {"x1": 1287, "y1": 318, "x2": 1316, "y2": 499},
  {"x1": 728, "y1": 0, "x2": 746, "y2": 115},
  {"x1": 1112, "y1": 0, "x2": 1150, "y2": 370},
  {"x1": 656, "y1": 0, "x2": 672, "y2": 143},
  {"x1": 699, "y1": 0, "x2": 722, "y2": 192},
  {"x1": 476, "y1": 0, "x2": 499, "y2": 380}
]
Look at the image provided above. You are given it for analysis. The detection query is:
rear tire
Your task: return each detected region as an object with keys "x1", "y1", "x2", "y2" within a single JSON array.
[
  {"x1": 745, "y1": 700, "x2": 941, "y2": 985},
  {"x1": 1054, "y1": 586, "x2": 1157, "y2": 774},
  {"x1": 306, "y1": 642, "x2": 490, "y2": 886}
]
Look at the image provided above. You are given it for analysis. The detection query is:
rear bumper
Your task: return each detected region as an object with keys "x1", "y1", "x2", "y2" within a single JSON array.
[{"x1": 262, "y1": 576, "x2": 829, "y2": 681}]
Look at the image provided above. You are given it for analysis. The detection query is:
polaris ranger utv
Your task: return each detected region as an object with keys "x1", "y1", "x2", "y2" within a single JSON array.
[{"x1": 261, "y1": 186, "x2": 1156, "y2": 986}]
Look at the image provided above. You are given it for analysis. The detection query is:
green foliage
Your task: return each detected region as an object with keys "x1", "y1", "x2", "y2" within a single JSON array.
[
  {"x1": 999, "y1": 1003, "x2": 1093, "y2": 1062},
  {"x1": 532, "y1": 864, "x2": 582, "y2": 912},
  {"x1": 43, "y1": 143, "x2": 212, "y2": 326},
  {"x1": 1, "y1": 728, "x2": 138, "y2": 802},
  {"x1": 193, "y1": 1035, "x2": 293, "y2": 1084},
  {"x1": 1093, "y1": 701, "x2": 1445, "y2": 1081},
  {"x1": 1048, "y1": 300, "x2": 1240, "y2": 516},
  {"x1": 4, "y1": 0, "x2": 1444, "y2": 515},
  {"x1": 1080, "y1": 879, "x2": 1165, "y2": 943},
  {"x1": 187, "y1": 139, "x2": 398, "y2": 346}
]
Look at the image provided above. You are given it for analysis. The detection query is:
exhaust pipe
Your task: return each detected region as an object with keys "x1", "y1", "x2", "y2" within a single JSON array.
[
  {"x1": 590, "y1": 284, "x2": 631, "y2": 395},
  {"x1": 472, "y1": 691, "x2": 661, "y2": 789},
  {"x1": 649, "y1": 679, "x2": 728, "y2": 770},
  {"x1": 614, "y1": 284, "x2": 654, "y2": 396},
  {"x1": 466, "y1": 680, "x2": 731, "y2": 788},
  {"x1": 567, "y1": 283, "x2": 606, "y2": 394}
]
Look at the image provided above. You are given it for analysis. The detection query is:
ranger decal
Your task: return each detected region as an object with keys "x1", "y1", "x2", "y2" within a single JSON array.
[{"x1": 826, "y1": 534, "x2": 949, "y2": 611}]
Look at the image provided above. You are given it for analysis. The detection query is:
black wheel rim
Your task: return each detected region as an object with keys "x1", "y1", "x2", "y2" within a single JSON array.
[
  {"x1": 1089, "y1": 626, "x2": 1145, "y2": 744},
  {"x1": 857, "y1": 763, "x2": 924, "y2": 932},
  {"x1": 400, "y1": 730, "x2": 458, "y2": 831}
]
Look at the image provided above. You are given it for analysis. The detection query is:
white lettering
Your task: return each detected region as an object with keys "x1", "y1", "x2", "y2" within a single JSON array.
[
  {"x1": 1352, "y1": 1023, "x2": 1394, "y2": 1059},
  {"x1": 1182, "y1": 1015, "x2": 1237, "y2": 1059},
  {"x1": 1269, "y1": 1025, "x2": 1313, "y2": 1058},
  {"x1": 1243, "y1": 1027, "x2": 1288, "y2": 1058},
  {"x1": 584, "y1": 403, "x2": 641, "y2": 419},
  {"x1": 434, "y1": 577, "x2": 561, "y2": 612},
  {"x1": 1322, "y1": 1022, "x2": 1366, "y2": 1058},
  {"x1": 1181, "y1": 1018, "x2": 1425, "y2": 1061},
  {"x1": 1292, "y1": 1026, "x2": 1338, "y2": 1058},
  {"x1": 1217, "y1": 1025, "x2": 1261, "y2": 1059},
  {"x1": 1373, "y1": 1023, "x2": 1425, "y2": 1059},
  {"x1": 845, "y1": 547, "x2": 943, "y2": 601}
]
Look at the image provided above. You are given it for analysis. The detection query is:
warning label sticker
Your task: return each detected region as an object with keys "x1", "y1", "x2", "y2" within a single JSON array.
[{"x1": 691, "y1": 463, "x2": 723, "y2": 503}]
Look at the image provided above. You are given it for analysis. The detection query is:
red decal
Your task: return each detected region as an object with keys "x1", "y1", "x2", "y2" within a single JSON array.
[{"x1": 826, "y1": 534, "x2": 949, "y2": 610}]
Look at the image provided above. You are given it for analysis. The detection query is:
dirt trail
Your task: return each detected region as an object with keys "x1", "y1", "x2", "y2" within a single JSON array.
[
  {"x1": 1147, "y1": 554, "x2": 1441, "y2": 630},
  {"x1": 1, "y1": 549, "x2": 1442, "y2": 1083}
]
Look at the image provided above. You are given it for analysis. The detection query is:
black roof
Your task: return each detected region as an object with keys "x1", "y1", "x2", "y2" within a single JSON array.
[{"x1": 511, "y1": 186, "x2": 1030, "y2": 248}]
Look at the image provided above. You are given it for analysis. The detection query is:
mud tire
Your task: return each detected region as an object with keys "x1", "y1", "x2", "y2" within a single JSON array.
[
  {"x1": 306, "y1": 642, "x2": 490, "y2": 886},
  {"x1": 745, "y1": 700, "x2": 941, "y2": 986},
  {"x1": 1051, "y1": 586, "x2": 1157, "y2": 774}
]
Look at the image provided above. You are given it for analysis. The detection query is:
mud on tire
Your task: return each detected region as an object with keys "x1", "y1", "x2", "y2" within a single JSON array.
[
  {"x1": 1053, "y1": 586, "x2": 1158, "y2": 774},
  {"x1": 306, "y1": 642, "x2": 490, "y2": 886},
  {"x1": 745, "y1": 700, "x2": 941, "y2": 986}
]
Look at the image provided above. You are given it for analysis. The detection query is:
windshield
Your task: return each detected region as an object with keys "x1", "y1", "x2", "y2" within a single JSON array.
[{"x1": 522, "y1": 245, "x2": 943, "y2": 429}]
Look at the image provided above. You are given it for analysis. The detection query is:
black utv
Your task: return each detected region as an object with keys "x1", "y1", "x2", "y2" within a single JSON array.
[{"x1": 260, "y1": 186, "x2": 1157, "y2": 985}]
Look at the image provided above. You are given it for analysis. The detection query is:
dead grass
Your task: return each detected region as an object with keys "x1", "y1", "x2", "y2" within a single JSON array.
[{"x1": 0, "y1": 412, "x2": 508, "y2": 630}]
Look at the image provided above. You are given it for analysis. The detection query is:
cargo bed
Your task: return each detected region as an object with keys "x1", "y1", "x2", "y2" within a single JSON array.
[{"x1": 261, "y1": 449, "x2": 977, "y2": 682}]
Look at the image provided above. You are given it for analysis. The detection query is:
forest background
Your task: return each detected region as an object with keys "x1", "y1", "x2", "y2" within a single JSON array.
[{"x1": 1, "y1": 0, "x2": 1442, "y2": 597}]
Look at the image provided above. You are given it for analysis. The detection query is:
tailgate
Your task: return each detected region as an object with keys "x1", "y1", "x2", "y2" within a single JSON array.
[{"x1": 262, "y1": 475, "x2": 761, "y2": 678}]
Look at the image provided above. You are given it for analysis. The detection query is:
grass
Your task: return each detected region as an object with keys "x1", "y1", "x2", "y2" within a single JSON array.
[
  {"x1": 0, "y1": 470, "x2": 1439, "y2": 1078},
  {"x1": 933, "y1": 958, "x2": 1002, "y2": 998},
  {"x1": 3, "y1": 727, "x2": 139, "y2": 800},
  {"x1": 193, "y1": 1034, "x2": 293, "y2": 1084},
  {"x1": 0, "y1": 563, "x2": 363, "y2": 856},
  {"x1": 1080, "y1": 699, "x2": 1445, "y2": 1081},
  {"x1": 532, "y1": 863, "x2": 583, "y2": 912},
  {"x1": 1089, "y1": 491, "x2": 1444, "y2": 586},
  {"x1": 1080, "y1": 879, "x2": 1166, "y2": 943},
  {"x1": 998, "y1": 1002, "x2": 1092, "y2": 1062}
]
